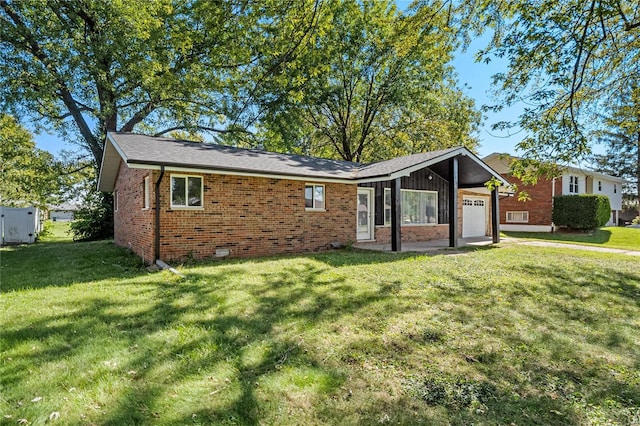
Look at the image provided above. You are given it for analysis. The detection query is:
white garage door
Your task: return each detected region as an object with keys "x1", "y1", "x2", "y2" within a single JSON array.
[{"x1": 462, "y1": 197, "x2": 486, "y2": 238}]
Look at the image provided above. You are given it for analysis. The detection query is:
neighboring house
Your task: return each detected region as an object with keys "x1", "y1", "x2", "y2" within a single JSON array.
[
  {"x1": 49, "y1": 203, "x2": 81, "y2": 221},
  {"x1": 484, "y1": 153, "x2": 626, "y2": 231},
  {"x1": 98, "y1": 133, "x2": 505, "y2": 262}
]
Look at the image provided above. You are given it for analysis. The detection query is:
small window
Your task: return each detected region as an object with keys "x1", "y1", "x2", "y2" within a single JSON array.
[
  {"x1": 143, "y1": 176, "x2": 150, "y2": 210},
  {"x1": 114, "y1": 190, "x2": 119, "y2": 212},
  {"x1": 462, "y1": 199, "x2": 473, "y2": 206},
  {"x1": 506, "y1": 211, "x2": 529, "y2": 223},
  {"x1": 305, "y1": 184, "x2": 324, "y2": 210},
  {"x1": 474, "y1": 199, "x2": 485, "y2": 207},
  {"x1": 614, "y1": 184, "x2": 617, "y2": 193},
  {"x1": 568, "y1": 175, "x2": 579, "y2": 193},
  {"x1": 598, "y1": 180, "x2": 602, "y2": 191},
  {"x1": 171, "y1": 175, "x2": 203, "y2": 208}
]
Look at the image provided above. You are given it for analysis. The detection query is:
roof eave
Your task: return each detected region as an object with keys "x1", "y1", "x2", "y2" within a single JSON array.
[
  {"x1": 125, "y1": 161, "x2": 358, "y2": 184},
  {"x1": 97, "y1": 133, "x2": 127, "y2": 192}
]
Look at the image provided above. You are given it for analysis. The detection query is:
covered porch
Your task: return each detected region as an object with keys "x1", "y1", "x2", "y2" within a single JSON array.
[{"x1": 355, "y1": 147, "x2": 506, "y2": 252}]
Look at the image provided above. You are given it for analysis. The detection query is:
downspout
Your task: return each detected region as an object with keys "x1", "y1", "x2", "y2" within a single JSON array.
[
  {"x1": 551, "y1": 177, "x2": 556, "y2": 233},
  {"x1": 154, "y1": 165, "x2": 165, "y2": 262}
]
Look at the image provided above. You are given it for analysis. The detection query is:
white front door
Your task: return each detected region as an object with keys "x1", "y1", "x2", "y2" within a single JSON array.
[
  {"x1": 357, "y1": 188, "x2": 374, "y2": 240},
  {"x1": 462, "y1": 197, "x2": 487, "y2": 238}
]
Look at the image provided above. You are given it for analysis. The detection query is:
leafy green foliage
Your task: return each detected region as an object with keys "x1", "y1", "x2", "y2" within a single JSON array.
[
  {"x1": 69, "y1": 190, "x2": 113, "y2": 241},
  {"x1": 0, "y1": 0, "x2": 323, "y2": 166},
  {"x1": 254, "y1": 0, "x2": 481, "y2": 162},
  {"x1": 456, "y1": 0, "x2": 640, "y2": 167},
  {"x1": 592, "y1": 84, "x2": 640, "y2": 204},
  {"x1": 553, "y1": 194, "x2": 612, "y2": 230},
  {"x1": 0, "y1": 114, "x2": 63, "y2": 208}
]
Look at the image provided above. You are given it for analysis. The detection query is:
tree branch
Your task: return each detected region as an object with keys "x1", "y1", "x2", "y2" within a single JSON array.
[
  {"x1": 1, "y1": 0, "x2": 101, "y2": 163},
  {"x1": 152, "y1": 125, "x2": 247, "y2": 137}
]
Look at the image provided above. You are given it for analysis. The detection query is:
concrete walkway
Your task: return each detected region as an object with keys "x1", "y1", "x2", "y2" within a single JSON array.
[
  {"x1": 354, "y1": 236, "x2": 640, "y2": 257},
  {"x1": 354, "y1": 236, "x2": 495, "y2": 253},
  {"x1": 503, "y1": 238, "x2": 640, "y2": 257}
]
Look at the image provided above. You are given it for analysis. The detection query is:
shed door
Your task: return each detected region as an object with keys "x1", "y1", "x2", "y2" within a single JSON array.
[
  {"x1": 1, "y1": 207, "x2": 36, "y2": 244},
  {"x1": 462, "y1": 197, "x2": 487, "y2": 238}
]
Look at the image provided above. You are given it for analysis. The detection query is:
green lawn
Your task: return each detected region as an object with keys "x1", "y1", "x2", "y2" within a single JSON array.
[
  {"x1": 503, "y1": 226, "x2": 640, "y2": 251},
  {"x1": 2, "y1": 224, "x2": 640, "y2": 425}
]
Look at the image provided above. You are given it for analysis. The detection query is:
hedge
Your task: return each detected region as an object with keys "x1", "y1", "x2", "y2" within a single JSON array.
[{"x1": 552, "y1": 195, "x2": 611, "y2": 230}]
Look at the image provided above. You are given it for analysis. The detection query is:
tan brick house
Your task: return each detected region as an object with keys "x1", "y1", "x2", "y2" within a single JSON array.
[{"x1": 98, "y1": 133, "x2": 505, "y2": 262}]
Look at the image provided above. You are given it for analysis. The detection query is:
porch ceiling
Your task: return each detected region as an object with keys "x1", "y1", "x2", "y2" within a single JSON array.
[{"x1": 428, "y1": 154, "x2": 498, "y2": 188}]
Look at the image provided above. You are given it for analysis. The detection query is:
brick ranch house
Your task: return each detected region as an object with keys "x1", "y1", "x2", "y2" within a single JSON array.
[
  {"x1": 484, "y1": 153, "x2": 627, "y2": 232},
  {"x1": 97, "y1": 133, "x2": 506, "y2": 262}
]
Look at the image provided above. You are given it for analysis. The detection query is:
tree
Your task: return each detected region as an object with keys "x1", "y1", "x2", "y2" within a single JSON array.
[
  {"x1": 592, "y1": 83, "x2": 640, "y2": 210},
  {"x1": 254, "y1": 0, "x2": 481, "y2": 162},
  {"x1": 0, "y1": 0, "x2": 323, "y2": 166},
  {"x1": 0, "y1": 0, "x2": 323, "y2": 239},
  {"x1": 0, "y1": 114, "x2": 62, "y2": 208},
  {"x1": 455, "y1": 0, "x2": 640, "y2": 167}
]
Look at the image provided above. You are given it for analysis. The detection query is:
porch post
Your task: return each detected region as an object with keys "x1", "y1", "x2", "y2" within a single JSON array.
[
  {"x1": 390, "y1": 177, "x2": 401, "y2": 252},
  {"x1": 491, "y1": 188, "x2": 500, "y2": 243},
  {"x1": 449, "y1": 156, "x2": 459, "y2": 248}
]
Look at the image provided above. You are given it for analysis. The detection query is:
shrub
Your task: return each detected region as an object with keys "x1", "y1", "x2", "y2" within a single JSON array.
[
  {"x1": 633, "y1": 216, "x2": 640, "y2": 225},
  {"x1": 70, "y1": 191, "x2": 114, "y2": 241},
  {"x1": 553, "y1": 195, "x2": 611, "y2": 230}
]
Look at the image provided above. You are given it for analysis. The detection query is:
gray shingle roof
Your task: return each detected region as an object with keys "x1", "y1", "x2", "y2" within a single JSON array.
[
  {"x1": 356, "y1": 148, "x2": 461, "y2": 178},
  {"x1": 98, "y1": 132, "x2": 504, "y2": 191},
  {"x1": 111, "y1": 133, "x2": 360, "y2": 179}
]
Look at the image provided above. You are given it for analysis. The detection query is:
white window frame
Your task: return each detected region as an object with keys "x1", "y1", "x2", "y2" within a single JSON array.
[
  {"x1": 170, "y1": 174, "x2": 204, "y2": 209},
  {"x1": 568, "y1": 175, "x2": 579, "y2": 193},
  {"x1": 598, "y1": 180, "x2": 602, "y2": 192},
  {"x1": 384, "y1": 188, "x2": 438, "y2": 226},
  {"x1": 506, "y1": 211, "x2": 529, "y2": 223},
  {"x1": 305, "y1": 184, "x2": 325, "y2": 211},
  {"x1": 614, "y1": 184, "x2": 617, "y2": 193},
  {"x1": 143, "y1": 176, "x2": 150, "y2": 210},
  {"x1": 114, "y1": 190, "x2": 119, "y2": 212}
]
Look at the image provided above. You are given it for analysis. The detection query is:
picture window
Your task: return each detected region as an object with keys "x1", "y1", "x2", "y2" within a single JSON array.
[{"x1": 384, "y1": 188, "x2": 437, "y2": 225}]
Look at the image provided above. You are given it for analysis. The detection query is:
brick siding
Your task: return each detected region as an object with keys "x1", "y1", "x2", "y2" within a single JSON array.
[
  {"x1": 499, "y1": 174, "x2": 562, "y2": 226},
  {"x1": 373, "y1": 224, "x2": 450, "y2": 244},
  {"x1": 113, "y1": 163, "x2": 155, "y2": 263},
  {"x1": 114, "y1": 165, "x2": 356, "y2": 262}
]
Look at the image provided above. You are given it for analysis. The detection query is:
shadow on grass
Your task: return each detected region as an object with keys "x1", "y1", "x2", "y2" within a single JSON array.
[
  {"x1": 3, "y1": 245, "x2": 640, "y2": 424},
  {"x1": 2, "y1": 260, "x2": 419, "y2": 424},
  {"x1": 0, "y1": 239, "x2": 146, "y2": 292}
]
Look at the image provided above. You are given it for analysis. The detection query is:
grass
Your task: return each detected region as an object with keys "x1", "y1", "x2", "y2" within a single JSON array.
[
  {"x1": 503, "y1": 226, "x2": 640, "y2": 251},
  {"x1": 1, "y1": 222, "x2": 640, "y2": 425}
]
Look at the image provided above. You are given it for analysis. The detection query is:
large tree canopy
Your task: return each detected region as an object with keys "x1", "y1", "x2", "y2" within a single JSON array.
[
  {"x1": 456, "y1": 0, "x2": 640, "y2": 167},
  {"x1": 0, "y1": 0, "x2": 322, "y2": 166},
  {"x1": 0, "y1": 115, "x2": 62, "y2": 208},
  {"x1": 256, "y1": 0, "x2": 480, "y2": 162}
]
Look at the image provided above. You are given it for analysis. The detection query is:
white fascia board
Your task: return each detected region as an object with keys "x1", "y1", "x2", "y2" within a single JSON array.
[
  {"x1": 126, "y1": 163, "x2": 358, "y2": 185},
  {"x1": 97, "y1": 135, "x2": 127, "y2": 192}
]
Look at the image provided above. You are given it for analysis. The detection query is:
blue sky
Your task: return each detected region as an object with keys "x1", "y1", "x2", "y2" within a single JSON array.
[{"x1": 33, "y1": 3, "x2": 524, "y2": 159}]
